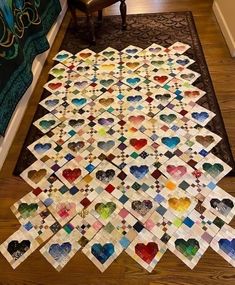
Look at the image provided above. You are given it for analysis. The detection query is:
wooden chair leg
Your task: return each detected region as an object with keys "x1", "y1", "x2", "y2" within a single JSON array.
[
  {"x1": 69, "y1": 7, "x2": 78, "y2": 28},
  {"x1": 120, "y1": 0, "x2": 127, "y2": 30},
  {"x1": 87, "y1": 13, "x2": 96, "y2": 45},
  {"x1": 98, "y1": 10, "x2": 103, "y2": 24}
]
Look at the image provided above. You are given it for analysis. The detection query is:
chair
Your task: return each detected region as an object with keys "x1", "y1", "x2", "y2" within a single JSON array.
[{"x1": 68, "y1": 0, "x2": 127, "y2": 44}]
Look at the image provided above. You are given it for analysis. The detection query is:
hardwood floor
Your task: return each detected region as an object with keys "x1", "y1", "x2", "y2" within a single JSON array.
[{"x1": 0, "y1": 1, "x2": 235, "y2": 284}]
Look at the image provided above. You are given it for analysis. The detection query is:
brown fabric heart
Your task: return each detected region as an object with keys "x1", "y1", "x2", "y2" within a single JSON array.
[
  {"x1": 195, "y1": 135, "x2": 214, "y2": 148},
  {"x1": 28, "y1": 169, "x2": 47, "y2": 184}
]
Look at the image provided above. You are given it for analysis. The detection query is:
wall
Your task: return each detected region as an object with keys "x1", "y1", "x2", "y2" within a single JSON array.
[
  {"x1": 213, "y1": 0, "x2": 235, "y2": 57},
  {"x1": 0, "y1": 0, "x2": 68, "y2": 170}
]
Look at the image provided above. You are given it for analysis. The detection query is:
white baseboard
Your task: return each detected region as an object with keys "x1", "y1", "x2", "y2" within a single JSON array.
[
  {"x1": 213, "y1": 1, "x2": 235, "y2": 57},
  {"x1": 0, "y1": 0, "x2": 68, "y2": 171}
]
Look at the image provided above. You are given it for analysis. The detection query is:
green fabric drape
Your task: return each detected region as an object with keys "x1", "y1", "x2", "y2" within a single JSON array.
[{"x1": 0, "y1": 0, "x2": 62, "y2": 135}]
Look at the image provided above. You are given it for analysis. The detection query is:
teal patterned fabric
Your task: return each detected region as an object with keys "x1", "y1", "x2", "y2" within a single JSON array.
[{"x1": 0, "y1": 0, "x2": 61, "y2": 136}]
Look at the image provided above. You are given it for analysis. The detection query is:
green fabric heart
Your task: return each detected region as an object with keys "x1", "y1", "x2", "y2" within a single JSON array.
[
  {"x1": 18, "y1": 203, "x2": 38, "y2": 218},
  {"x1": 202, "y1": 163, "x2": 224, "y2": 178},
  {"x1": 175, "y1": 239, "x2": 200, "y2": 259},
  {"x1": 160, "y1": 114, "x2": 177, "y2": 124},
  {"x1": 95, "y1": 202, "x2": 116, "y2": 219}
]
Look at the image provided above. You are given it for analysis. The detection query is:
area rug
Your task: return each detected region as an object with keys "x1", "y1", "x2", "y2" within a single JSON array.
[
  {"x1": 14, "y1": 11, "x2": 235, "y2": 174},
  {"x1": 2, "y1": 12, "x2": 235, "y2": 272}
]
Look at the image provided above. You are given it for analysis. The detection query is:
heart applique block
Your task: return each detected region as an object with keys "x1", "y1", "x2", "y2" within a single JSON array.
[
  {"x1": 218, "y1": 239, "x2": 235, "y2": 259},
  {"x1": 97, "y1": 141, "x2": 115, "y2": 151},
  {"x1": 126, "y1": 77, "x2": 141, "y2": 86},
  {"x1": 98, "y1": 118, "x2": 114, "y2": 126},
  {"x1": 48, "y1": 83, "x2": 62, "y2": 90},
  {"x1": 56, "y1": 202, "x2": 76, "y2": 219},
  {"x1": 56, "y1": 53, "x2": 69, "y2": 60},
  {"x1": 166, "y1": 165, "x2": 187, "y2": 180},
  {"x1": 176, "y1": 59, "x2": 190, "y2": 66},
  {"x1": 128, "y1": 115, "x2": 145, "y2": 125},
  {"x1": 161, "y1": 137, "x2": 180, "y2": 149},
  {"x1": 192, "y1": 112, "x2": 209, "y2": 123},
  {"x1": 168, "y1": 197, "x2": 191, "y2": 212},
  {"x1": 130, "y1": 165, "x2": 149, "y2": 179},
  {"x1": 7, "y1": 240, "x2": 31, "y2": 260},
  {"x1": 68, "y1": 119, "x2": 85, "y2": 127},
  {"x1": 130, "y1": 139, "x2": 147, "y2": 150},
  {"x1": 132, "y1": 200, "x2": 153, "y2": 216},
  {"x1": 34, "y1": 143, "x2": 52, "y2": 154},
  {"x1": 155, "y1": 93, "x2": 171, "y2": 101},
  {"x1": 195, "y1": 135, "x2": 215, "y2": 148},
  {"x1": 79, "y1": 52, "x2": 92, "y2": 59},
  {"x1": 71, "y1": 98, "x2": 87, "y2": 106},
  {"x1": 160, "y1": 114, "x2": 177, "y2": 124},
  {"x1": 68, "y1": 141, "x2": 85, "y2": 152},
  {"x1": 210, "y1": 198, "x2": 234, "y2": 216},
  {"x1": 28, "y1": 169, "x2": 47, "y2": 184},
  {"x1": 135, "y1": 242, "x2": 158, "y2": 264},
  {"x1": 39, "y1": 120, "x2": 56, "y2": 130},
  {"x1": 202, "y1": 163, "x2": 224, "y2": 178},
  {"x1": 153, "y1": 75, "x2": 168, "y2": 84},
  {"x1": 96, "y1": 169, "x2": 115, "y2": 183},
  {"x1": 99, "y1": 98, "x2": 114, "y2": 106},
  {"x1": 175, "y1": 239, "x2": 200, "y2": 258},
  {"x1": 103, "y1": 51, "x2": 115, "y2": 57},
  {"x1": 95, "y1": 202, "x2": 116, "y2": 219},
  {"x1": 127, "y1": 95, "x2": 142, "y2": 102},
  {"x1": 91, "y1": 243, "x2": 114, "y2": 264},
  {"x1": 49, "y1": 242, "x2": 72, "y2": 261},
  {"x1": 100, "y1": 79, "x2": 114, "y2": 87},
  {"x1": 45, "y1": 99, "x2": 59, "y2": 107},
  {"x1": 18, "y1": 203, "x2": 38, "y2": 219},
  {"x1": 62, "y1": 168, "x2": 81, "y2": 183}
]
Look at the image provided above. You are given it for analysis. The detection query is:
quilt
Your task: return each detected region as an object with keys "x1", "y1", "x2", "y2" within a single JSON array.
[{"x1": 1, "y1": 42, "x2": 234, "y2": 272}]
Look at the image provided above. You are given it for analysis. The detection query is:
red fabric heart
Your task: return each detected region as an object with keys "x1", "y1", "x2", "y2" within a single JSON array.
[
  {"x1": 128, "y1": 115, "x2": 145, "y2": 125},
  {"x1": 135, "y1": 242, "x2": 158, "y2": 264},
  {"x1": 62, "y1": 168, "x2": 81, "y2": 183},
  {"x1": 184, "y1": 90, "x2": 199, "y2": 97},
  {"x1": 48, "y1": 83, "x2": 62, "y2": 90},
  {"x1": 166, "y1": 165, "x2": 187, "y2": 179},
  {"x1": 130, "y1": 139, "x2": 147, "y2": 150},
  {"x1": 153, "y1": 75, "x2": 168, "y2": 84}
]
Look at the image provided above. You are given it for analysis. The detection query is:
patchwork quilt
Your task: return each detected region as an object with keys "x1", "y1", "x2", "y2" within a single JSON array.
[{"x1": 1, "y1": 42, "x2": 234, "y2": 272}]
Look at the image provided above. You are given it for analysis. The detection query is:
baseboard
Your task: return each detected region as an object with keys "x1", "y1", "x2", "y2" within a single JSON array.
[
  {"x1": 0, "y1": 0, "x2": 68, "y2": 171},
  {"x1": 213, "y1": 1, "x2": 235, "y2": 57}
]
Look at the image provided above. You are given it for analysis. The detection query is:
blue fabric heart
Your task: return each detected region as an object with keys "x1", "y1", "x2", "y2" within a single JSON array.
[
  {"x1": 130, "y1": 165, "x2": 149, "y2": 179},
  {"x1": 72, "y1": 98, "x2": 87, "y2": 106},
  {"x1": 126, "y1": 48, "x2": 138, "y2": 54},
  {"x1": 45, "y1": 99, "x2": 59, "y2": 107},
  {"x1": 91, "y1": 243, "x2": 114, "y2": 264},
  {"x1": 176, "y1": 59, "x2": 190, "y2": 66},
  {"x1": 127, "y1": 95, "x2": 142, "y2": 102},
  {"x1": 49, "y1": 242, "x2": 72, "y2": 261},
  {"x1": 57, "y1": 53, "x2": 69, "y2": 60},
  {"x1": 127, "y1": 78, "x2": 141, "y2": 86},
  {"x1": 161, "y1": 137, "x2": 180, "y2": 149},
  {"x1": 219, "y1": 239, "x2": 235, "y2": 259},
  {"x1": 192, "y1": 112, "x2": 209, "y2": 122},
  {"x1": 34, "y1": 143, "x2": 51, "y2": 153}
]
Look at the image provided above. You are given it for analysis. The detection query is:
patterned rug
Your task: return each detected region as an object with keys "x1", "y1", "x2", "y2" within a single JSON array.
[
  {"x1": 14, "y1": 11, "x2": 235, "y2": 174},
  {"x1": 4, "y1": 12, "x2": 234, "y2": 272}
]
